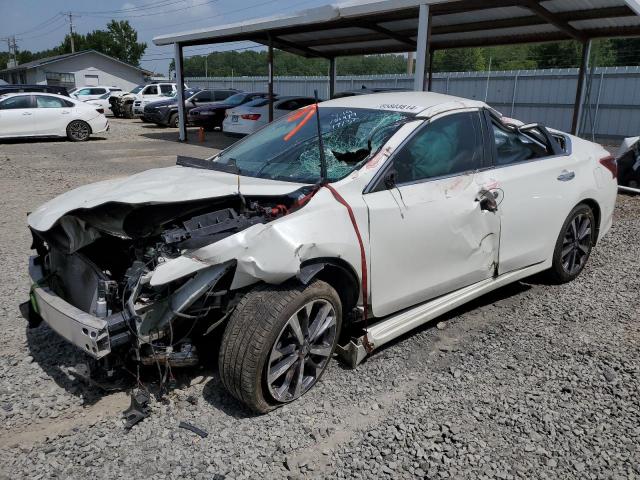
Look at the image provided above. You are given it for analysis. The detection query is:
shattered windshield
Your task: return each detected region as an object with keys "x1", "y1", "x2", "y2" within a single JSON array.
[{"x1": 211, "y1": 107, "x2": 411, "y2": 183}]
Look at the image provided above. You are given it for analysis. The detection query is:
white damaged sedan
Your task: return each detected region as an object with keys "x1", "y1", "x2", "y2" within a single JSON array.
[{"x1": 22, "y1": 92, "x2": 617, "y2": 412}]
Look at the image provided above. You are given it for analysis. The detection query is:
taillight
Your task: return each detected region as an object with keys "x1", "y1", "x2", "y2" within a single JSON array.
[
  {"x1": 96, "y1": 108, "x2": 104, "y2": 114},
  {"x1": 599, "y1": 155, "x2": 617, "y2": 179},
  {"x1": 241, "y1": 113, "x2": 261, "y2": 121}
]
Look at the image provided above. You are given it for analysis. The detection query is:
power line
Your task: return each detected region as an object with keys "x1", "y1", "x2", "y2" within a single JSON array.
[
  {"x1": 75, "y1": 0, "x2": 221, "y2": 19},
  {"x1": 71, "y1": 0, "x2": 189, "y2": 15},
  {"x1": 13, "y1": 14, "x2": 65, "y2": 36}
]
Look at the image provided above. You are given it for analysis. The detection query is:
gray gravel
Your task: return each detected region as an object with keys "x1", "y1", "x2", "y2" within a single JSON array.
[{"x1": 0, "y1": 119, "x2": 638, "y2": 479}]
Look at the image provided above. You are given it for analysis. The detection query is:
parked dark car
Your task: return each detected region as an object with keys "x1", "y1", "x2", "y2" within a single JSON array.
[
  {"x1": 144, "y1": 88, "x2": 239, "y2": 127},
  {"x1": 331, "y1": 86, "x2": 410, "y2": 99},
  {"x1": 188, "y1": 92, "x2": 273, "y2": 131},
  {"x1": 0, "y1": 84, "x2": 69, "y2": 96}
]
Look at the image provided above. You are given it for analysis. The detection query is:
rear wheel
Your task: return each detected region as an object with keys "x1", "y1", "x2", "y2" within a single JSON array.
[
  {"x1": 66, "y1": 120, "x2": 91, "y2": 142},
  {"x1": 219, "y1": 280, "x2": 341, "y2": 413},
  {"x1": 548, "y1": 204, "x2": 595, "y2": 283}
]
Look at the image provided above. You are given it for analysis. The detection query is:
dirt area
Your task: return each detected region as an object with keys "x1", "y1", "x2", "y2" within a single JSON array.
[{"x1": 0, "y1": 118, "x2": 638, "y2": 479}]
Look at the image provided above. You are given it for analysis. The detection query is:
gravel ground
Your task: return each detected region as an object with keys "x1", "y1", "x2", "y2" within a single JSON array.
[{"x1": 0, "y1": 119, "x2": 638, "y2": 479}]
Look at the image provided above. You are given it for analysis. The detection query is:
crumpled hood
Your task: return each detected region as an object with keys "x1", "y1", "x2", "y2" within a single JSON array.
[{"x1": 28, "y1": 165, "x2": 305, "y2": 232}]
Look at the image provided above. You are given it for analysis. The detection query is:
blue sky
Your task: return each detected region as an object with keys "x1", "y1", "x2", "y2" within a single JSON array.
[{"x1": 0, "y1": 0, "x2": 329, "y2": 75}]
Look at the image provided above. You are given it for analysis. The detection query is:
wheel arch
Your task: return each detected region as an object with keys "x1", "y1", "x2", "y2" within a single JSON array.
[
  {"x1": 297, "y1": 258, "x2": 360, "y2": 322},
  {"x1": 577, "y1": 198, "x2": 601, "y2": 245},
  {"x1": 66, "y1": 119, "x2": 92, "y2": 135}
]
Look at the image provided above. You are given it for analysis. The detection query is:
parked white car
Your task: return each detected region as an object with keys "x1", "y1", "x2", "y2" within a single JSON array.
[
  {"x1": 72, "y1": 86, "x2": 122, "y2": 101},
  {"x1": 223, "y1": 96, "x2": 317, "y2": 135},
  {"x1": 21, "y1": 92, "x2": 617, "y2": 413},
  {"x1": 85, "y1": 92, "x2": 114, "y2": 116},
  {"x1": 132, "y1": 83, "x2": 185, "y2": 118},
  {"x1": 0, "y1": 92, "x2": 109, "y2": 141}
]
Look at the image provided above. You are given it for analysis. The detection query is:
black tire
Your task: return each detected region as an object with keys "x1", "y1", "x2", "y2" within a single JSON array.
[
  {"x1": 169, "y1": 113, "x2": 179, "y2": 128},
  {"x1": 219, "y1": 280, "x2": 342, "y2": 413},
  {"x1": 123, "y1": 104, "x2": 134, "y2": 119},
  {"x1": 547, "y1": 203, "x2": 596, "y2": 283},
  {"x1": 66, "y1": 120, "x2": 91, "y2": 142}
]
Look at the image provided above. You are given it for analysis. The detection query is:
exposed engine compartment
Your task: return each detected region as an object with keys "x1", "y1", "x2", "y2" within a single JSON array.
[{"x1": 29, "y1": 187, "x2": 314, "y2": 369}]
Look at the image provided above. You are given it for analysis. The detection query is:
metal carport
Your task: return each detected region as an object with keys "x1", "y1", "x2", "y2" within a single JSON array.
[{"x1": 153, "y1": 0, "x2": 640, "y2": 142}]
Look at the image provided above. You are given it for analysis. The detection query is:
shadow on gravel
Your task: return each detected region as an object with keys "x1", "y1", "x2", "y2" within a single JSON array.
[
  {"x1": 140, "y1": 128, "x2": 238, "y2": 150},
  {"x1": 201, "y1": 377, "x2": 258, "y2": 419},
  {"x1": 25, "y1": 324, "x2": 113, "y2": 405},
  {"x1": 363, "y1": 281, "x2": 532, "y2": 363}
]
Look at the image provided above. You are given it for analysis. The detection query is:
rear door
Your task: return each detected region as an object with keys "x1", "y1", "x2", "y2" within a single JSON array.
[
  {"x1": 32, "y1": 95, "x2": 74, "y2": 135},
  {"x1": 0, "y1": 95, "x2": 35, "y2": 137},
  {"x1": 482, "y1": 112, "x2": 579, "y2": 274}
]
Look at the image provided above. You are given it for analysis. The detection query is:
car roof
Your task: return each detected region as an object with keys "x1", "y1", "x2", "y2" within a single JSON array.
[
  {"x1": 320, "y1": 91, "x2": 489, "y2": 116},
  {"x1": 0, "y1": 92, "x2": 73, "y2": 99}
]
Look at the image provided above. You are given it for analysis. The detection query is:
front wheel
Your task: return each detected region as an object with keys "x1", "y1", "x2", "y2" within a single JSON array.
[
  {"x1": 219, "y1": 280, "x2": 342, "y2": 413},
  {"x1": 66, "y1": 120, "x2": 91, "y2": 142},
  {"x1": 548, "y1": 203, "x2": 595, "y2": 283},
  {"x1": 168, "y1": 113, "x2": 179, "y2": 128}
]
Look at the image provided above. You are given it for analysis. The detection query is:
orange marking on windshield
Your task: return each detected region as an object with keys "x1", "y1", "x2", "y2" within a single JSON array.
[{"x1": 283, "y1": 104, "x2": 317, "y2": 142}]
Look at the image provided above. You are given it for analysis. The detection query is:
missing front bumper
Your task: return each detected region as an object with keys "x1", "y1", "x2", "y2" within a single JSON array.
[{"x1": 24, "y1": 257, "x2": 130, "y2": 359}]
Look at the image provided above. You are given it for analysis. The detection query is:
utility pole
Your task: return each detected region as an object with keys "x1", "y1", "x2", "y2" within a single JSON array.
[{"x1": 67, "y1": 12, "x2": 75, "y2": 53}]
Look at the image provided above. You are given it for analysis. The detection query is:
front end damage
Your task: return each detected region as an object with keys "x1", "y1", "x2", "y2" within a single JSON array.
[{"x1": 22, "y1": 189, "x2": 316, "y2": 375}]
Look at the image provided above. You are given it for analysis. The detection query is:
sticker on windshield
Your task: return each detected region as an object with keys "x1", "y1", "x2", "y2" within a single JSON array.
[
  {"x1": 377, "y1": 104, "x2": 422, "y2": 112},
  {"x1": 283, "y1": 104, "x2": 317, "y2": 141}
]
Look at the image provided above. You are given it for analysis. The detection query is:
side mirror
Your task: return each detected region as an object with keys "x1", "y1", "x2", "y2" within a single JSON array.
[{"x1": 384, "y1": 169, "x2": 398, "y2": 190}]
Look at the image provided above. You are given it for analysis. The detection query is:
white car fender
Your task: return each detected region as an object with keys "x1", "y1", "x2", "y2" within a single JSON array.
[{"x1": 150, "y1": 187, "x2": 367, "y2": 292}]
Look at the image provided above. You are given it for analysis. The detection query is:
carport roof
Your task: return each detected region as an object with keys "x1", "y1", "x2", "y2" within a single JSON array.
[{"x1": 153, "y1": 0, "x2": 640, "y2": 57}]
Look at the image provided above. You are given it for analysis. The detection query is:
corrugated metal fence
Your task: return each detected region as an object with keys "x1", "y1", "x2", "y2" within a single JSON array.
[{"x1": 187, "y1": 66, "x2": 640, "y2": 142}]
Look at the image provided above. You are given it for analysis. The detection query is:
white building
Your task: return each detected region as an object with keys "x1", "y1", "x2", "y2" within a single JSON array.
[{"x1": 0, "y1": 50, "x2": 152, "y2": 91}]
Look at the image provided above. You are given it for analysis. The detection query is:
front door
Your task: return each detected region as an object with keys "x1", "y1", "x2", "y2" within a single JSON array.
[
  {"x1": 364, "y1": 110, "x2": 500, "y2": 317},
  {"x1": 32, "y1": 95, "x2": 73, "y2": 136},
  {"x1": 0, "y1": 94, "x2": 35, "y2": 137}
]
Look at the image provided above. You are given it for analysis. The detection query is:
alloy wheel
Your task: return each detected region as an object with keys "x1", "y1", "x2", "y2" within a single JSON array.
[
  {"x1": 266, "y1": 299, "x2": 337, "y2": 403},
  {"x1": 69, "y1": 121, "x2": 90, "y2": 141},
  {"x1": 561, "y1": 213, "x2": 592, "y2": 275}
]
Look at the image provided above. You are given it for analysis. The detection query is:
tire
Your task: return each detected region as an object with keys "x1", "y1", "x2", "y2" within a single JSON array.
[
  {"x1": 219, "y1": 280, "x2": 342, "y2": 413},
  {"x1": 169, "y1": 113, "x2": 179, "y2": 128},
  {"x1": 66, "y1": 120, "x2": 91, "y2": 142},
  {"x1": 547, "y1": 203, "x2": 596, "y2": 283},
  {"x1": 123, "y1": 104, "x2": 134, "y2": 119}
]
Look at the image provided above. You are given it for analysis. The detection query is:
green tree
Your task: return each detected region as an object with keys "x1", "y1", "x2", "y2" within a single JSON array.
[
  {"x1": 432, "y1": 48, "x2": 485, "y2": 72},
  {"x1": 57, "y1": 20, "x2": 147, "y2": 66}
]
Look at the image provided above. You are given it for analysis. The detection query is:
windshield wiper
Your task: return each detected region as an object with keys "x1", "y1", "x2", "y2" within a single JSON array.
[{"x1": 176, "y1": 156, "x2": 241, "y2": 174}]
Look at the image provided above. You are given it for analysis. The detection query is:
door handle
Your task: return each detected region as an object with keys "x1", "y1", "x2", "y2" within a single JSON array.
[
  {"x1": 557, "y1": 170, "x2": 575, "y2": 181},
  {"x1": 22, "y1": 112, "x2": 32, "y2": 116},
  {"x1": 61, "y1": 110, "x2": 71, "y2": 114},
  {"x1": 475, "y1": 189, "x2": 498, "y2": 213}
]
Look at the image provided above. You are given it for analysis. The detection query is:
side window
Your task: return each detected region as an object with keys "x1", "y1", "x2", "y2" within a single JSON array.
[
  {"x1": 215, "y1": 91, "x2": 233, "y2": 101},
  {"x1": 90, "y1": 88, "x2": 106, "y2": 95},
  {"x1": 0, "y1": 95, "x2": 33, "y2": 109},
  {"x1": 76, "y1": 88, "x2": 91, "y2": 95},
  {"x1": 393, "y1": 112, "x2": 484, "y2": 184},
  {"x1": 36, "y1": 96, "x2": 67, "y2": 108},
  {"x1": 195, "y1": 91, "x2": 212, "y2": 102},
  {"x1": 142, "y1": 86, "x2": 157, "y2": 95},
  {"x1": 160, "y1": 85, "x2": 173, "y2": 94},
  {"x1": 491, "y1": 121, "x2": 551, "y2": 166}
]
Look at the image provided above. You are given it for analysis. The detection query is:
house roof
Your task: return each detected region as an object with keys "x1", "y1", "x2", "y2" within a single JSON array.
[
  {"x1": 152, "y1": 0, "x2": 640, "y2": 57},
  {"x1": 0, "y1": 50, "x2": 153, "y2": 75}
]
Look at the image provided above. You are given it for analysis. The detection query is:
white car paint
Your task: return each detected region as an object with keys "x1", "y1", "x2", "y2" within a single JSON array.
[
  {"x1": 72, "y1": 86, "x2": 122, "y2": 101},
  {"x1": 25, "y1": 91, "x2": 617, "y2": 363},
  {"x1": 132, "y1": 83, "x2": 186, "y2": 116},
  {"x1": 223, "y1": 96, "x2": 316, "y2": 135},
  {"x1": 0, "y1": 92, "x2": 109, "y2": 140},
  {"x1": 85, "y1": 92, "x2": 113, "y2": 115}
]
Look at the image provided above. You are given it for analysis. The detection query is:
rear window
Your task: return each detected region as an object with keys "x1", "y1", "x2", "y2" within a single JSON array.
[{"x1": 244, "y1": 98, "x2": 270, "y2": 108}]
